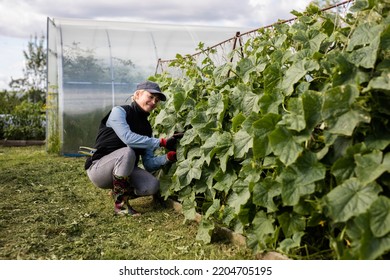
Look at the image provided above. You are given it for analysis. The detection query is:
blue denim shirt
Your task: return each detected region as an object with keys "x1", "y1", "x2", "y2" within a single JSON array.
[{"x1": 106, "y1": 106, "x2": 168, "y2": 171}]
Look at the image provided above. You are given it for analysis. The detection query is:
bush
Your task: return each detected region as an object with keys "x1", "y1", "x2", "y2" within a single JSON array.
[{"x1": 3, "y1": 101, "x2": 45, "y2": 140}]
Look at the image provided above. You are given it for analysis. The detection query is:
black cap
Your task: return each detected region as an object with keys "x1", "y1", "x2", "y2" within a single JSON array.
[{"x1": 136, "y1": 81, "x2": 166, "y2": 101}]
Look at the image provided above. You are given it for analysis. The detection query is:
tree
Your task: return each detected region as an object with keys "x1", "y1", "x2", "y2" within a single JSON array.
[
  {"x1": 0, "y1": 90, "x2": 21, "y2": 114},
  {"x1": 2, "y1": 34, "x2": 47, "y2": 140},
  {"x1": 10, "y1": 34, "x2": 47, "y2": 103}
]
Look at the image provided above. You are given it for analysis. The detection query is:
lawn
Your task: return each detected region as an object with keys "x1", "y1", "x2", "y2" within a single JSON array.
[{"x1": 0, "y1": 146, "x2": 254, "y2": 260}]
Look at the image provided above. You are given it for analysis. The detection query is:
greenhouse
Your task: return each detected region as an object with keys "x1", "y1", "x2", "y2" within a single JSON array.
[{"x1": 46, "y1": 17, "x2": 249, "y2": 156}]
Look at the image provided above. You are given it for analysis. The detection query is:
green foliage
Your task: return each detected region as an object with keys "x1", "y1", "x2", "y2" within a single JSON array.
[
  {"x1": 0, "y1": 90, "x2": 23, "y2": 139},
  {"x1": 3, "y1": 101, "x2": 45, "y2": 140},
  {"x1": 0, "y1": 90, "x2": 22, "y2": 114},
  {"x1": 150, "y1": 0, "x2": 390, "y2": 259}
]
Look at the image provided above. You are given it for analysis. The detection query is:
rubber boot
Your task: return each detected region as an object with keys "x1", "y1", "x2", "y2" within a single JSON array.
[
  {"x1": 153, "y1": 192, "x2": 167, "y2": 208},
  {"x1": 112, "y1": 174, "x2": 140, "y2": 216}
]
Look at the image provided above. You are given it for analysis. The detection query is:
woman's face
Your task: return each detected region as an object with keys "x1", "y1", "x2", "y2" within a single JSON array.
[{"x1": 134, "y1": 90, "x2": 160, "y2": 112}]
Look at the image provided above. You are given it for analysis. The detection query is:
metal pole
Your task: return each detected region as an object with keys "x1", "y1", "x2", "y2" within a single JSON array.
[{"x1": 105, "y1": 30, "x2": 115, "y2": 107}]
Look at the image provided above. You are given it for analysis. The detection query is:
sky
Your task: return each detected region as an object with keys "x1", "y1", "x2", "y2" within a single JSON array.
[{"x1": 0, "y1": 0, "x2": 313, "y2": 90}]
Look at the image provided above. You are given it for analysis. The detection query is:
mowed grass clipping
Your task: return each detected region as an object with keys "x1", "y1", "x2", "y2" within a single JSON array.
[{"x1": 0, "y1": 146, "x2": 253, "y2": 260}]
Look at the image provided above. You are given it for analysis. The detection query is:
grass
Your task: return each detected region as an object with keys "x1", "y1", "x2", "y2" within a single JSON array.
[{"x1": 0, "y1": 146, "x2": 254, "y2": 260}]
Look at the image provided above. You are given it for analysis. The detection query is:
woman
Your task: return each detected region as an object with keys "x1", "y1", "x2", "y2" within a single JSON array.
[{"x1": 84, "y1": 81, "x2": 183, "y2": 216}]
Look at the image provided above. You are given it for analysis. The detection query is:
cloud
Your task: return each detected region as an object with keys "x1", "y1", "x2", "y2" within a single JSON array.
[
  {"x1": 0, "y1": 0, "x2": 311, "y2": 39},
  {"x1": 249, "y1": 0, "x2": 312, "y2": 26},
  {"x1": 0, "y1": 1, "x2": 43, "y2": 37},
  {"x1": 0, "y1": 36, "x2": 27, "y2": 88},
  {"x1": 0, "y1": 0, "x2": 314, "y2": 90},
  {"x1": 39, "y1": 0, "x2": 255, "y2": 25}
]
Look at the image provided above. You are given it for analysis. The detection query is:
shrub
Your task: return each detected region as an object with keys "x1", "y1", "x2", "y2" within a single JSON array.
[{"x1": 3, "y1": 101, "x2": 45, "y2": 140}]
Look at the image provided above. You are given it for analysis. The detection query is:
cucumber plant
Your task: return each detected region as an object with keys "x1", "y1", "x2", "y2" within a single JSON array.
[{"x1": 150, "y1": 0, "x2": 390, "y2": 259}]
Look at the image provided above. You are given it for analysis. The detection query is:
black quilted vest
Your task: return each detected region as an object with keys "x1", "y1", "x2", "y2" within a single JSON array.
[{"x1": 84, "y1": 102, "x2": 153, "y2": 169}]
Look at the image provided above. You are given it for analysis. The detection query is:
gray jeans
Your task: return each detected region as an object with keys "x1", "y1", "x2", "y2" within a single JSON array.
[{"x1": 86, "y1": 147, "x2": 159, "y2": 196}]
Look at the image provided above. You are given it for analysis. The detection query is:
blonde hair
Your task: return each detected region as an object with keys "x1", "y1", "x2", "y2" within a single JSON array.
[{"x1": 131, "y1": 90, "x2": 144, "y2": 102}]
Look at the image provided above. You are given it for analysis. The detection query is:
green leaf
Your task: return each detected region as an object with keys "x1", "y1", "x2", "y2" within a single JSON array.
[
  {"x1": 233, "y1": 129, "x2": 253, "y2": 159},
  {"x1": 229, "y1": 84, "x2": 260, "y2": 116},
  {"x1": 236, "y1": 57, "x2": 256, "y2": 83},
  {"x1": 196, "y1": 218, "x2": 215, "y2": 244},
  {"x1": 213, "y1": 166, "x2": 237, "y2": 192},
  {"x1": 205, "y1": 199, "x2": 220, "y2": 219},
  {"x1": 331, "y1": 156, "x2": 356, "y2": 184},
  {"x1": 364, "y1": 71, "x2": 390, "y2": 92},
  {"x1": 309, "y1": 32, "x2": 327, "y2": 52},
  {"x1": 182, "y1": 195, "x2": 197, "y2": 221},
  {"x1": 346, "y1": 22, "x2": 384, "y2": 52},
  {"x1": 302, "y1": 90, "x2": 323, "y2": 130},
  {"x1": 154, "y1": 109, "x2": 177, "y2": 128},
  {"x1": 206, "y1": 92, "x2": 227, "y2": 123},
  {"x1": 269, "y1": 126, "x2": 303, "y2": 166},
  {"x1": 201, "y1": 131, "x2": 219, "y2": 164},
  {"x1": 365, "y1": 124, "x2": 390, "y2": 150},
  {"x1": 345, "y1": 212, "x2": 390, "y2": 260},
  {"x1": 197, "y1": 120, "x2": 218, "y2": 142},
  {"x1": 190, "y1": 104, "x2": 209, "y2": 126},
  {"x1": 281, "y1": 59, "x2": 319, "y2": 96},
  {"x1": 347, "y1": 36, "x2": 380, "y2": 69},
  {"x1": 279, "y1": 97, "x2": 306, "y2": 132},
  {"x1": 183, "y1": 146, "x2": 203, "y2": 162},
  {"x1": 253, "y1": 177, "x2": 282, "y2": 212},
  {"x1": 278, "y1": 151, "x2": 326, "y2": 206},
  {"x1": 197, "y1": 161, "x2": 219, "y2": 191},
  {"x1": 213, "y1": 63, "x2": 232, "y2": 86},
  {"x1": 242, "y1": 91, "x2": 260, "y2": 115},
  {"x1": 227, "y1": 179, "x2": 251, "y2": 214},
  {"x1": 327, "y1": 108, "x2": 371, "y2": 136},
  {"x1": 330, "y1": 53, "x2": 369, "y2": 87},
  {"x1": 259, "y1": 90, "x2": 283, "y2": 114},
  {"x1": 238, "y1": 159, "x2": 261, "y2": 183},
  {"x1": 264, "y1": 64, "x2": 282, "y2": 95},
  {"x1": 173, "y1": 88, "x2": 186, "y2": 111},
  {"x1": 249, "y1": 211, "x2": 275, "y2": 238},
  {"x1": 174, "y1": 158, "x2": 203, "y2": 186},
  {"x1": 325, "y1": 178, "x2": 382, "y2": 223},
  {"x1": 322, "y1": 85, "x2": 359, "y2": 120},
  {"x1": 278, "y1": 232, "x2": 305, "y2": 254},
  {"x1": 215, "y1": 132, "x2": 234, "y2": 173},
  {"x1": 277, "y1": 212, "x2": 306, "y2": 238},
  {"x1": 346, "y1": 22, "x2": 385, "y2": 69},
  {"x1": 242, "y1": 111, "x2": 261, "y2": 134},
  {"x1": 331, "y1": 143, "x2": 367, "y2": 184},
  {"x1": 221, "y1": 205, "x2": 235, "y2": 226},
  {"x1": 355, "y1": 150, "x2": 390, "y2": 185},
  {"x1": 370, "y1": 196, "x2": 390, "y2": 238},
  {"x1": 252, "y1": 113, "x2": 281, "y2": 159},
  {"x1": 322, "y1": 85, "x2": 370, "y2": 136},
  {"x1": 179, "y1": 128, "x2": 198, "y2": 146},
  {"x1": 350, "y1": 0, "x2": 370, "y2": 12},
  {"x1": 231, "y1": 112, "x2": 246, "y2": 132}
]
